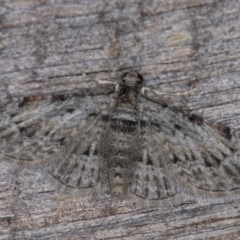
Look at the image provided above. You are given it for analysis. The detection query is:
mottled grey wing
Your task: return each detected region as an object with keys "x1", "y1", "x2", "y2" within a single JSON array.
[
  {"x1": 142, "y1": 98, "x2": 240, "y2": 198},
  {"x1": 0, "y1": 95, "x2": 110, "y2": 188},
  {"x1": 130, "y1": 116, "x2": 178, "y2": 200}
]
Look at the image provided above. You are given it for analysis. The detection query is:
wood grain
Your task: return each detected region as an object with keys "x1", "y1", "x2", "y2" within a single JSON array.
[{"x1": 1, "y1": 0, "x2": 240, "y2": 239}]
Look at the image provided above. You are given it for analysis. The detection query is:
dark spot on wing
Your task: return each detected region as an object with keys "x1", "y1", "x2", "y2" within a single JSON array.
[
  {"x1": 184, "y1": 153, "x2": 189, "y2": 161},
  {"x1": 204, "y1": 157, "x2": 212, "y2": 167},
  {"x1": 221, "y1": 126, "x2": 232, "y2": 140},
  {"x1": 73, "y1": 162, "x2": 79, "y2": 170},
  {"x1": 210, "y1": 154, "x2": 221, "y2": 167},
  {"x1": 18, "y1": 97, "x2": 30, "y2": 108},
  {"x1": 202, "y1": 153, "x2": 221, "y2": 168},
  {"x1": 102, "y1": 115, "x2": 109, "y2": 121},
  {"x1": 94, "y1": 147, "x2": 98, "y2": 155},
  {"x1": 221, "y1": 151, "x2": 227, "y2": 158},
  {"x1": 174, "y1": 124, "x2": 182, "y2": 131},
  {"x1": 81, "y1": 165, "x2": 86, "y2": 171},
  {"x1": 151, "y1": 121, "x2": 161, "y2": 129},
  {"x1": 153, "y1": 176, "x2": 158, "y2": 183},
  {"x1": 162, "y1": 177, "x2": 168, "y2": 190},
  {"x1": 82, "y1": 145, "x2": 98, "y2": 156},
  {"x1": 211, "y1": 172, "x2": 217, "y2": 177},
  {"x1": 44, "y1": 131, "x2": 50, "y2": 136},
  {"x1": 145, "y1": 188, "x2": 149, "y2": 197},
  {"x1": 161, "y1": 101, "x2": 169, "y2": 108},
  {"x1": 191, "y1": 152, "x2": 197, "y2": 161},
  {"x1": 83, "y1": 147, "x2": 90, "y2": 156},
  {"x1": 89, "y1": 112, "x2": 97, "y2": 117},
  {"x1": 140, "y1": 120, "x2": 146, "y2": 127},
  {"x1": 137, "y1": 73, "x2": 144, "y2": 83},
  {"x1": 76, "y1": 177, "x2": 82, "y2": 187},
  {"x1": 90, "y1": 168, "x2": 95, "y2": 174},
  {"x1": 10, "y1": 113, "x2": 17, "y2": 118},
  {"x1": 157, "y1": 190, "x2": 161, "y2": 199},
  {"x1": 188, "y1": 114, "x2": 203, "y2": 125},
  {"x1": 146, "y1": 156, "x2": 153, "y2": 165},
  {"x1": 172, "y1": 154, "x2": 180, "y2": 164},
  {"x1": 145, "y1": 174, "x2": 150, "y2": 181},
  {"x1": 58, "y1": 137, "x2": 65, "y2": 146},
  {"x1": 229, "y1": 146, "x2": 236, "y2": 154},
  {"x1": 66, "y1": 108, "x2": 75, "y2": 113},
  {"x1": 19, "y1": 123, "x2": 41, "y2": 138}
]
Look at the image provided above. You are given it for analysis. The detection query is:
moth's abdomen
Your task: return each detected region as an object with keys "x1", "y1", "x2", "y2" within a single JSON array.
[
  {"x1": 107, "y1": 108, "x2": 139, "y2": 198},
  {"x1": 108, "y1": 156, "x2": 131, "y2": 197}
]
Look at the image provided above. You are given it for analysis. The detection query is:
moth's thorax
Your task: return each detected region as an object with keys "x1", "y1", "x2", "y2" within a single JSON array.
[
  {"x1": 117, "y1": 87, "x2": 139, "y2": 108},
  {"x1": 116, "y1": 71, "x2": 143, "y2": 109}
]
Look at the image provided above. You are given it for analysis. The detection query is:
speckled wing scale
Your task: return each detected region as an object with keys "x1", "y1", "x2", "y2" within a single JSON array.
[
  {"x1": 0, "y1": 93, "x2": 113, "y2": 191},
  {"x1": 47, "y1": 112, "x2": 104, "y2": 189},
  {"x1": 139, "y1": 89, "x2": 240, "y2": 199},
  {"x1": 1, "y1": 70, "x2": 240, "y2": 201}
]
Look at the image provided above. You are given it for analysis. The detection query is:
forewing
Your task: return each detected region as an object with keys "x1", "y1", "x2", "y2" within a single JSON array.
[
  {"x1": 130, "y1": 116, "x2": 178, "y2": 200},
  {"x1": 142, "y1": 97, "x2": 240, "y2": 196},
  {"x1": 0, "y1": 95, "x2": 110, "y2": 188},
  {"x1": 47, "y1": 113, "x2": 105, "y2": 188}
]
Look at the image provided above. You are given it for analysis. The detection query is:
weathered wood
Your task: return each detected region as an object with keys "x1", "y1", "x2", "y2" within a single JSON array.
[{"x1": 1, "y1": 0, "x2": 240, "y2": 239}]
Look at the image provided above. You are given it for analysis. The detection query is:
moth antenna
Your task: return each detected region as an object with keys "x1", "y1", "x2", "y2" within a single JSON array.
[{"x1": 142, "y1": 87, "x2": 197, "y2": 96}]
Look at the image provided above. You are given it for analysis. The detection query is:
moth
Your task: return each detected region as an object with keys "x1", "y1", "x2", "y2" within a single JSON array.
[{"x1": 1, "y1": 70, "x2": 240, "y2": 201}]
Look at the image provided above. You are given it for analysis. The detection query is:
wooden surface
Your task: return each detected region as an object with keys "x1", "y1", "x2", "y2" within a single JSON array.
[{"x1": 1, "y1": 0, "x2": 240, "y2": 239}]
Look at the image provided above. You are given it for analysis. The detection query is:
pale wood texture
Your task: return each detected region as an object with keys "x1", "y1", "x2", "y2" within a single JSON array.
[{"x1": 1, "y1": 0, "x2": 240, "y2": 239}]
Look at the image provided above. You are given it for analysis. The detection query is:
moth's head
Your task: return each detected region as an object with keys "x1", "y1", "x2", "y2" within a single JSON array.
[{"x1": 120, "y1": 71, "x2": 143, "y2": 90}]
